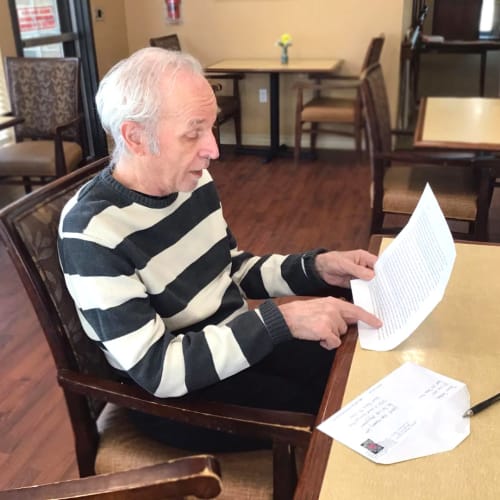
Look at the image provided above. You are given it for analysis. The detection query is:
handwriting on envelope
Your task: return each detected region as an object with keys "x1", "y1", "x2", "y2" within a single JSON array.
[{"x1": 317, "y1": 362, "x2": 470, "y2": 464}]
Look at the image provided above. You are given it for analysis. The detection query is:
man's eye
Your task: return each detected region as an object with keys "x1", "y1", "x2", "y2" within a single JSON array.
[{"x1": 185, "y1": 131, "x2": 200, "y2": 140}]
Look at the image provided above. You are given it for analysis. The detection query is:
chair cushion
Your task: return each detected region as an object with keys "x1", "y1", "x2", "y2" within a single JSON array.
[
  {"x1": 384, "y1": 165, "x2": 478, "y2": 221},
  {"x1": 0, "y1": 140, "x2": 82, "y2": 176},
  {"x1": 96, "y1": 404, "x2": 273, "y2": 500},
  {"x1": 301, "y1": 97, "x2": 356, "y2": 123}
]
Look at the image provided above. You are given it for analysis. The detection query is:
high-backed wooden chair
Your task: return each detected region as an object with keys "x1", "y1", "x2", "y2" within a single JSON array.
[
  {"x1": 0, "y1": 457, "x2": 221, "y2": 499},
  {"x1": 149, "y1": 34, "x2": 243, "y2": 153},
  {"x1": 0, "y1": 57, "x2": 83, "y2": 193},
  {"x1": 360, "y1": 63, "x2": 493, "y2": 241},
  {"x1": 294, "y1": 35, "x2": 385, "y2": 164},
  {"x1": 0, "y1": 156, "x2": 314, "y2": 500}
]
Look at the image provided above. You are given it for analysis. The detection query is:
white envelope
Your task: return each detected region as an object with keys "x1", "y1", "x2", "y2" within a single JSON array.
[{"x1": 317, "y1": 362, "x2": 470, "y2": 464}]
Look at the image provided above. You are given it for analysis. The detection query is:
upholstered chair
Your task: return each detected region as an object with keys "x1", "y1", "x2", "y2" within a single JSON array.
[
  {"x1": 360, "y1": 63, "x2": 493, "y2": 241},
  {"x1": 294, "y1": 35, "x2": 385, "y2": 164},
  {"x1": 0, "y1": 57, "x2": 83, "y2": 193}
]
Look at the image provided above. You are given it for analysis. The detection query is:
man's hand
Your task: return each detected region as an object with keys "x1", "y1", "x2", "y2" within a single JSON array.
[
  {"x1": 279, "y1": 297, "x2": 382, "y2": 350},
  {"x1": 315, "y1": 250, "x2": 377, "y2": 288}
]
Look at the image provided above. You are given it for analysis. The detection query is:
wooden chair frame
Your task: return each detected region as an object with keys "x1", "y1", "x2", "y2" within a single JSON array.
[
  {"x1": 360, "y1": 63, "x2": 494, "y2": 241},
  {"x1": 294, "y1": 35, "x2": 384, "y2": 164},
  {"x1": 0, "y1": 457, "x2": 221, "y2": 500},
  {"x1": 0, "y1": 158, "x2": 314, "y2": 500}
]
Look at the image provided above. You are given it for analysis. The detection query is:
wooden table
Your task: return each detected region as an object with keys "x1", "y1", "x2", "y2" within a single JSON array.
[
  {"x1": 205, "y1": 58, "x2": 342, "y2": 162},
  {"x1": 414, "y1": 96, "x2": 500, "y2": 151},
  {"x1": 398, "y1": 38, "x2": 500, "y2": 128},
  {"x1": 295, "y1": 236, "x2": 500, "y2": 500}
]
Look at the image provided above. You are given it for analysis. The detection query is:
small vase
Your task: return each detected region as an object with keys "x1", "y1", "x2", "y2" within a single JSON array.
[{"x1": 281, "y1": 46, "x2": 289, "y2": 64}]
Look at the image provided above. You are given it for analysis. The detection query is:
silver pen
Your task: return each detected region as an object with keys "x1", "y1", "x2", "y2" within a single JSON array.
[{"x1": 463, "y1": 392, "x2": 500, "y2": 417}]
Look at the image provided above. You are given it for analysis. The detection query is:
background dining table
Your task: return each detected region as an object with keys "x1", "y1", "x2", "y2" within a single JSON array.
[{"x1": 205, "y1": 58, "x2": 343, "y2": 162}]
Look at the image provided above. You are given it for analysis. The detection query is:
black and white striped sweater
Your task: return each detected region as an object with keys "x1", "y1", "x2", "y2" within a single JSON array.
[{"x1": 58, "y1": 165, "x2": 331, "y2": 397}]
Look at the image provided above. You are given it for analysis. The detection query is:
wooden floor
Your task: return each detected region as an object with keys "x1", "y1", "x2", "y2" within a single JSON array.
[{"x1": 0, "y1": 151, "x2": 499, "y2": 489}]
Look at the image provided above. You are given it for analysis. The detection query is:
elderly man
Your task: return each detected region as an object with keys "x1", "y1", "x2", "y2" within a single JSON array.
[{"x1": 58, "y1": 47, "x2": 381, "y2": 451}]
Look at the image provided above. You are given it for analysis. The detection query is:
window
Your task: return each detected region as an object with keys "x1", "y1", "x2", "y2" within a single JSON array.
[
  {"x1": 479, "y1": 0, "x2": 500, "y2": 38},
  {"x1": 12, "y1": 0, "x2": 76, "y2": 57},
  {"x1": 0, "y1": 51, "x2": 14, "y2": 148}
]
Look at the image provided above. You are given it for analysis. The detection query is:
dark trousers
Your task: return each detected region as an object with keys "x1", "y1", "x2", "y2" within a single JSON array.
[{"x1": 128, "y1": 339, "x2": 335, "y2": 452}]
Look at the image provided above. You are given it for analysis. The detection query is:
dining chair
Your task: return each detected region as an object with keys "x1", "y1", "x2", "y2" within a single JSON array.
[
  {"x1": 149, "y1": 34, "x2": 243, "y2": 154},
  {"x1": 0, "y1": 57, "x2": 83, "y2": 193},
  {"x1": 0, "y1": 457, "x2": 221, "y2": 499},
  {"x1": 359, "y1": 63, "x2": 493, "y2": 241},
  {"x1": 0, "y1": 156, "x2": 314, "y2": 500},
  {"x1": 294, "y1": 35, "x2": 385, "y2": 164}
]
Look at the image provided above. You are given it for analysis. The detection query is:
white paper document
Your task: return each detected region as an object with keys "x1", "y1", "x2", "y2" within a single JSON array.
[
  {"x1": 351, "y1": 184, "x2": 456, "y2": 351},
  {"x1": 317, "y1": 362, "x2": 470, "y2": 464}
]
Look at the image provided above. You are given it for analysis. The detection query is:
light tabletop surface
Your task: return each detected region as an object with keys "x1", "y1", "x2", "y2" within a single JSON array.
[
  {"x1": 414, "y1": 96, "x2": 500, "y2": 150},
  {"x1": 205, "y1": 58, "x2": 342, "y2": 74},
  {"x1": 316, "y1": 238, "x2": 500, "y2": 500}
]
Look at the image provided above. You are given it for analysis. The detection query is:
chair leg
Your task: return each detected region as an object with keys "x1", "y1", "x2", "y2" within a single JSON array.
[
  {"x1": 272, "y1": 442, "x2": 297, "y2": 500},
  {"x1": 22, "y1": 176, "x2": 32, "y2": 194},
  {"x1": 214, "y1": 123, "x2": 222, "y2": 159},
  {"x1": 370, "y1": 210, "x2": 384, "y2": 235},
  {"x1": 310, "y1": 123, "x2": 318, "y2": 160},
  {"x1": 234, "y1": 112, "x2": 242, "y2": 149},
  {"x1": 294, "y1": 121, "x2": 302, "y2": 165},
  {"x1": 354, "y1": 124, "x2": 363, "y2": 162}
]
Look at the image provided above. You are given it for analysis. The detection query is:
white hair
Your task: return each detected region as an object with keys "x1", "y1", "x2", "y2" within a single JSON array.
[{"x1": 95, "y1": 47, "x2": 204, "y2": 163}]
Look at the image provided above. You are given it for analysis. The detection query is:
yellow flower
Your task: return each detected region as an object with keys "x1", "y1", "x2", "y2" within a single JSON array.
[{"x1": 278, "y1": 33, "x2": 292, "y2": 47}]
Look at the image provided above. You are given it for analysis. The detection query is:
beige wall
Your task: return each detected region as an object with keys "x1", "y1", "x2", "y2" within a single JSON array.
[
  {"x1": 0, "y1": 0, "x2": 16, "y2": 57},
  {"x1": 90, "y1": 0, "x2": 129, "y2": 78},
  {"x1": 123, "y1": 0, "x2": 409, "y2": 147},
  {"x1": 0, "y1": 0, "x2": 410, "y2": 147}
]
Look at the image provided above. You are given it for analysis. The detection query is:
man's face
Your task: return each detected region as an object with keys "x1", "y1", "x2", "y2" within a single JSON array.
[{"x1": 148, "y1": 70, "x2": 219, "y2": 194}]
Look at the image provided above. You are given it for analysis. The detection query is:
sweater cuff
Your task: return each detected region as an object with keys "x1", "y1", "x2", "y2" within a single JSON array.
[
  {"x1": 302, "y1": 248, "x2": 354, "y2": 301},
  {"x1": 302, "y1": 248, "x2": 329, "y2": 286},
  {"x1": 259, "y1": 300, "x2": 293, "y2": 345}
]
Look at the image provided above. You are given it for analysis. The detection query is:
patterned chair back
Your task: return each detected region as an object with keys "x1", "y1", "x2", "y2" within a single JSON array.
[
  {"x1": 0, "y1": 157, "x2": 113, "y2": 420},
  {"x1": 5, "y1": 56, "x2": 80, "y2": 142}
]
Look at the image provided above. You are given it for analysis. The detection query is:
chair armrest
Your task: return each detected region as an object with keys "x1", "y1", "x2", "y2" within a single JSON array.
[
  {"x1": 0, "y1": 456, "x2": 222, "y2": 500},
  {"x1": 54, "y1": 115, "x2": 82, "y2": 137},
  {"x1": 391, "y1": 128, "x2": 414, "y2": 136},
  {"x1": 58, "y1": 369, "x2": 314, "y2": 448},
  {"x1": 307, "y1": 73, "x2": 358, "y2": 80},
  {"x1": 375, "y1": 150, "x2": 475, "y2": 166},
  {"x1": 293, "y1": 79, "x2": 360, "y2": 91},
  {"x1": 205, "y1": 73, "x2": 244, "y2": 81},
  {"x1": 0, "y1": 114, "x2": 24, "y2": 131}
]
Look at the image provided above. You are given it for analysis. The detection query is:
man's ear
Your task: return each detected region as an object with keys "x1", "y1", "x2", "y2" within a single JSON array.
[{"x1": 121, "y1": 121, "x2": 148, "y2": 156}]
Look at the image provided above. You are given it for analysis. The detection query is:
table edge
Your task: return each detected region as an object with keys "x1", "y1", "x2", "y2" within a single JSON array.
[
  {"x1": 413, "y1": 97, "x2": 500, "y2": 151},
  {"x1": 205, "y1": 59, "x2": 343, "y2": 74}
]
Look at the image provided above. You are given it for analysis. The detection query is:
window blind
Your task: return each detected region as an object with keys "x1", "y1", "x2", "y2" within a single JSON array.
[{"x1": 0, "y1": 50, "x2": 14, "y2": 148}]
